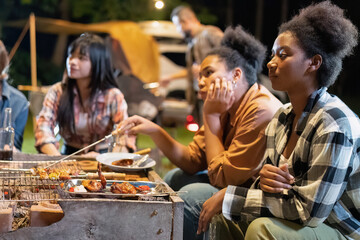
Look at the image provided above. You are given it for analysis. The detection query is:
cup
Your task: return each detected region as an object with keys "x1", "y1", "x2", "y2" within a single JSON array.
[{"x1": 0, "y1": 128, "x2": 14, "y2": 161}]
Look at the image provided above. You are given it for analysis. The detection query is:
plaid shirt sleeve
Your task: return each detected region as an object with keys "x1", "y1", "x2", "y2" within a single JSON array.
[
  {"x1": 106, "y1": 87, "x2": 136, "y2": 150},
  {"x1": 106, "y1": 88, "x2": 128, "y2": 124},
  {"x1": 34, "y1": 83, "x2": 62, "y2": 150}
]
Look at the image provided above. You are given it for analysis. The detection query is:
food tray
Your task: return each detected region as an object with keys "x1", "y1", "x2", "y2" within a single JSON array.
[
  {"x1": 96, "y1": 153, "x2": 156, "y2": 172},
  {"x1": 62, "y1": 179, "x2": 169, "y2": 199}
]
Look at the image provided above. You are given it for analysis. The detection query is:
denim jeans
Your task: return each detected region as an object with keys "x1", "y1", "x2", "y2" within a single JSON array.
[{"x1": 164, "y1": 168, "x2": 219, "y2": 240}]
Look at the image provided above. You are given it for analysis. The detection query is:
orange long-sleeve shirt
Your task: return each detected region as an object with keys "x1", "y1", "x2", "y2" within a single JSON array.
[{"x1": 187, "y1": 83, "x2": 283, "y2": 188}]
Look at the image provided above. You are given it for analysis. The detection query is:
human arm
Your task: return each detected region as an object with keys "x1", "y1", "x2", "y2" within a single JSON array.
[
  {"x1": 197, "y1": 188, "x2": 227, "y2": 234},
  {"x1": 34, "y1": 84, "x2": 62, "y2": 155},
  {"x1": 159, "y1": 69, "x2": 187, "y2": 87},
  {"x1": 117, "y1": 115, "x2": 194, "y2": 172},
  {"x1": 203, "y1": 78, "x2": 234, "y2": 166},
  {"x1": 39, "y1": 143, "x2": 61, "y2": 156}
]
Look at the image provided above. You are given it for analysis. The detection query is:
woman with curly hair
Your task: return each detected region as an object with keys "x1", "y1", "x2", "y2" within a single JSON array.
[
  {"x1": 118, "y1": 25, "x2": 282, "y2": 239},
  {"x1": 198, "y1": 1, "x2": 359, "y2": 239}
]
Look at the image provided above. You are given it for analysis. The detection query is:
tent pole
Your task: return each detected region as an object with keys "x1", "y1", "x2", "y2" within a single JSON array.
[
  {"x1": 29, "y1": 13, "x2": 38, "y2": 132},
  {"x1": 29, "y1": 13, "x2": 37, "y2": 89},
  {"x1": 8, "y1": 20, "x2": 29, "y2": 62}
]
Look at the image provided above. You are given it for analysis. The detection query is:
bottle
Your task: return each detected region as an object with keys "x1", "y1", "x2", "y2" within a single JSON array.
[{"x1": 0, "y1": 108, "x2": 14, "y2": 160}]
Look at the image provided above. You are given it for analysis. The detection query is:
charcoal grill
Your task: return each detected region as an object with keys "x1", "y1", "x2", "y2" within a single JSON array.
[{"x1": 0, "y1": 153, "x2": 184, "y2": 240}]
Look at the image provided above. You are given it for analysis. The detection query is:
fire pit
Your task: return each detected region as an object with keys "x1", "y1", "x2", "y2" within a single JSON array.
[{"x1": 0, "y1": 153, "x2": 184, "y2": 240}]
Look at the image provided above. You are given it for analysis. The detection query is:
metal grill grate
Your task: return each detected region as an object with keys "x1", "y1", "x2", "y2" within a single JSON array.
[
  {"x1": 0, "y1": 172, "x2": 63, "y2": 204},
  {"x1": 0, "y1": 160, "x2": 83, "y2": 205},
  {"x1": 0, "y1": 160, "x2": 83, "y2": 177}
]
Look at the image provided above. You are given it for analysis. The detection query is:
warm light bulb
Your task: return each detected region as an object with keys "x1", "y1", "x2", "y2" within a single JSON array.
[
  {"x1": 155, "y1": 0, "x2": 164, "y2": 9},
  {"x1": 186, "y1": 123, "x2": 199, "y2": 132}
]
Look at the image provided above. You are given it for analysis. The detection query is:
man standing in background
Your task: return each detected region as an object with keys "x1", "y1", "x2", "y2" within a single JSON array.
[{"x1": 161, "y1": 6, "x2": 223, "y2": 125}]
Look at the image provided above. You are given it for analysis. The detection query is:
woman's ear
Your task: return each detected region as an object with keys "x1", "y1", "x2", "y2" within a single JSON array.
[
  {"x1": 233, "y1": 67, "x2": 242, "y2": 81},
  {"x1": 308, "y1": 54, "x2": 322, "y2": 72}
]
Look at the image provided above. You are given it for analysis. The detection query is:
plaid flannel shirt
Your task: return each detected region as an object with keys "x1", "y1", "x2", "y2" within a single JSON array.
[
  {"x1": 35, "y1": 82, "x2": 128, "y2": 151},
  {"x1": 223, "y1": 88, "x2": 360, "y2": 239}
]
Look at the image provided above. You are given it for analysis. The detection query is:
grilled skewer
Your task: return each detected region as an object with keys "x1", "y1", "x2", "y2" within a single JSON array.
[{"x1": 44, "y1": 123, "x2": 135, "y2": 169}]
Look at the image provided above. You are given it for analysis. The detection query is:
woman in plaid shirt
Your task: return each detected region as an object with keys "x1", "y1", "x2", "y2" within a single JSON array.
[
  {"x1": 197, "y1": 1, "x2": 360, "y2": 239},
  {"x1": 35, "y1": 33, "x2": 131, "y2": 156}
]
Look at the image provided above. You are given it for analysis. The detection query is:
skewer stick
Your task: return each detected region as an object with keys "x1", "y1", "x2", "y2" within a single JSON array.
[
  {"x1": 44, "y1": 123, "x2": 135, "y2": 169},
  {"x1": 133, "y1": 148, "x2": 152, "y2": 155},
  {"x1": 44, "y1": 137, "x2": 109, "y2": 169}
]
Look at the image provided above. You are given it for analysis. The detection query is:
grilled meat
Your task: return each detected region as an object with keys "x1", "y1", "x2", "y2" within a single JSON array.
[
  {"x1": 110, "y1": 182, "x2": 137, "y2": 194},
  {"x1": 98, "y1": 163, "x2": 106, "y2": 189},
  {"x1": 82, "y1": 180, "x2": 103, "y2": 192}
]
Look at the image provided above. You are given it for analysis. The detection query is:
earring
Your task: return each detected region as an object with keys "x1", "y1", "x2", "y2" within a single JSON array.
[{"x1": 232, "y1": 80, "x2": 237, "y2": 88}]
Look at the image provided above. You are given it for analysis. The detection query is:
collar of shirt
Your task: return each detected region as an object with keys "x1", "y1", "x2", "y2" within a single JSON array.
[
  {"x1": 229, "y1": 83, "x2": 258, "y2": 127},
  {"x1": 294, "y1": 87, "x2": 328, "y2": 135},
  {"x1": 1, "y1": 79, "x2": 11, "y2": 100}
]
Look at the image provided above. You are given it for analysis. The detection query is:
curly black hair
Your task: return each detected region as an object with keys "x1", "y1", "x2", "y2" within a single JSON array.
[
  {"x1": 279, "y1": 1, "x2": 358, "y2": 87},
  {"x1": 208, "y1": 25, "x2": 267, "y2": 85}
]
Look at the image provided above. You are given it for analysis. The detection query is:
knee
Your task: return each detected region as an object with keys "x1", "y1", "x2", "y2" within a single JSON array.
[
  {"x1": 245, "y1": 218, "x2": 276, "y2": 240},
  {"x1": 163, "y1": 168, "x2": 184, "y2": 190},
  {"x1": 180, "y1": 183, "x2": 218, "y2": 205}
]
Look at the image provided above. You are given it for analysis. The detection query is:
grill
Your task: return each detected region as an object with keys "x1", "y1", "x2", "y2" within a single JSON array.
[
  {"x1": 0, "y1": 153, "x2": 184, "y2": 240},
  {"x1": 0, "y1": 160, "x2": 82, "y2": 203},
  {"x1": 0, "y1": 160, "x2": 81, "y2": 233},
  {"x1": 0, "y1": 160, "x2": 84, "y2": 202},
  {"x1": 0, "y1": 175, "x2": 61, "y2": 203}
]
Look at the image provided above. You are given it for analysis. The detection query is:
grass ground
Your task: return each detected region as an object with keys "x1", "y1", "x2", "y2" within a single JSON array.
[{"x1": 22, "y1": 115, "x2": 37, "y2": 154}]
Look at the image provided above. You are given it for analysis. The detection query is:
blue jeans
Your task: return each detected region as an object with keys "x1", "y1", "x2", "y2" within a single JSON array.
[{"x1": 164, "y1": 168, "x2": 219, "y2": 240}]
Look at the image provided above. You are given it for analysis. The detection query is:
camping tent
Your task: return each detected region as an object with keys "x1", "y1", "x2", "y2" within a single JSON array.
[
  {"x1": 4, "y1": 16, "x2": 160, "y2": 84},
  {"x1": 4, "y1": 16, "x2": 163, "y2": 124}
]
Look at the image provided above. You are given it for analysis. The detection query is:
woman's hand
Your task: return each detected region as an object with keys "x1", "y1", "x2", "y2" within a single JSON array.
[
  {"x1": 116, "y1": 115, "x2": 160, "y2": 136},
  {"x1": 203, "y1": 78, "x2": 235, "y2": 117},
  {"x1": 40, "y1": 143, "x2": 61, "y2": 156},
  {"x1": 197, "y1": 188, "x2": 227, "y2": 234},
  {"x1": 259, "y1": 164, "x2": 295, "y2": 193},
  {"x1": 81, "y1": 151, "x2": 99, "y2": 158}
]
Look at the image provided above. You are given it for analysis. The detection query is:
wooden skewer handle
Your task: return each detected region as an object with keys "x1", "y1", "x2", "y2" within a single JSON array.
[
  {"x1": 134, "y1": 148, "x2": 152, "y2": 155},
  {"x1": 87, "y1": 172, "x2": 126, "y2": 179}
]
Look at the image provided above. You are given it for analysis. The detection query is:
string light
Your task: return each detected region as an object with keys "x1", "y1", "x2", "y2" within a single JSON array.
[{"x1": 155, "y1": 0, "x2": 164, "y2": 9}]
